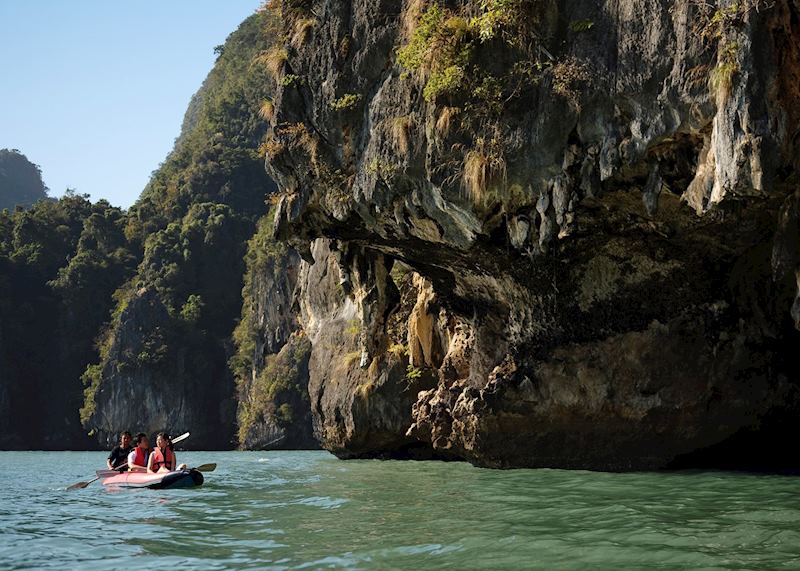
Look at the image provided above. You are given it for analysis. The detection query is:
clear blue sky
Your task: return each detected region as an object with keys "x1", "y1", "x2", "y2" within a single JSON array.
[{"x1": 0, "y1": 0, "x2": 261, "y2": 208}]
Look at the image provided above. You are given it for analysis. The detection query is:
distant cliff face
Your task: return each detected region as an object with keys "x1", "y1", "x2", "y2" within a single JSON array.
[
  {"x1": 264, "y1": 0, "x2": 800, "y2": 469},
  {"x1": 82, "y1": 12, "x2": 317, "y2": 450},
  {"x1": 0, "y1": 294, "x2": 11, "y2": 444},
  {"x1": 0, "y1": 149, "x2": 49, "y2": 211},
  {"x1": 83, "y1": 203, "x2": 254, "y2": 449}
]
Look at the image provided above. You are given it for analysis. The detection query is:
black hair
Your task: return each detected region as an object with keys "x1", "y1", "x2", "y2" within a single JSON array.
[
  {"x1": 120, "y1": 431, "x2": 132, "y2": 440},
  {"x1": 135, "y1": 432, "x2": 148, "y2": 445},
  {"x1": 157, "y1": 432, "x2": 174, "y2": 451}
]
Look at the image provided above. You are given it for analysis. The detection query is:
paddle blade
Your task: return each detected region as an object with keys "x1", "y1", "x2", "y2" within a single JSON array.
[
  {"x1": 194, "y1": 463, "x2": 216, "y2": 472},
  {"x1": 66, "y1": 479, "x2": 94, "y2": 491},
  {"x1": 172, "y1": 432, "x2": 190, "y2": 445}
]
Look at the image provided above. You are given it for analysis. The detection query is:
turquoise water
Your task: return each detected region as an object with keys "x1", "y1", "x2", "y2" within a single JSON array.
[{"x1": 1, "y1": 451, "x2": 799, "y2": 569}]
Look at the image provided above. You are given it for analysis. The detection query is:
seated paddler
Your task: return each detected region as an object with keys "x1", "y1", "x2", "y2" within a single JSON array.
[{"x1": 127, "y1": 432, "x2": 151, "y2": 473}]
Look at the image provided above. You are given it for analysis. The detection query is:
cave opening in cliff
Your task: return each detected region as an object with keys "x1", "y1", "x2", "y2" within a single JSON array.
[
  {"x1": 666, "y1": 405, "x2": 800, "y2": 473},
  {"x1": 645, "y1": 130, "x2": 707, "y2": 197}
]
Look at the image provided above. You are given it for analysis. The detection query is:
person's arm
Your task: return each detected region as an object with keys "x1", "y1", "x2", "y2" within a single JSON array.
[
  {"x1": 147, "y1": 451, "x2": 156, "y2": 473},
  {"x1": 171, "y1": 449, "x2": 187, "y2": 471},
  {"x1": 174, "y1": 450, "x2": 187, "y2": 471},
  {"x1": 107, "y1": 447, "x2": 117, "y2": 469}
]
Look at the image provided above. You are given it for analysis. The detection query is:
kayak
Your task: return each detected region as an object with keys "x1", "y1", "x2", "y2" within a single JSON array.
[
  {"x1": 98, "y1": 468, "x2": 204, "y2": 489},
  {"x1": 99, "y1": 469, "x2": 203, "y2": 489}
]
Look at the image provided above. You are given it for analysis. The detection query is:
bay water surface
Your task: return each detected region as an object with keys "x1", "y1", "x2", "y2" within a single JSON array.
[{"x1": 1, "y1": 451, "x2": 799, "y2": 569}]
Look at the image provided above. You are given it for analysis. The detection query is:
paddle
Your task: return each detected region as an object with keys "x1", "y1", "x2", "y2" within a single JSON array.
[
  {"x1": 193, "y1": 463, "x2": 216, "y2": 472},
  {"x1": 67, "y1": 431, "x2": 190, "y2": 490},
  {"x1": 260, "y1": 435, "x2": 286, "y2": 450}
]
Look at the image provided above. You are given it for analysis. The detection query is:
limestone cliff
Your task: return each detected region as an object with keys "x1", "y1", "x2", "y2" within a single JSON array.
[
  {"x1": 232, "y1": 216, "x2": 318, "y2": 450},
  {"x1": 264, "y1": 0, "x2": 800, "y2": 469}
]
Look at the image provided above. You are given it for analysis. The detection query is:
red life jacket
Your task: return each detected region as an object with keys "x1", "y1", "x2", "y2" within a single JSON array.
[
  {"x1": 150, "y1": 447, "x2": 175, "y2": 471},
  {"x1": 131, "y1": 447, "x2": 150, "y2": 468}
]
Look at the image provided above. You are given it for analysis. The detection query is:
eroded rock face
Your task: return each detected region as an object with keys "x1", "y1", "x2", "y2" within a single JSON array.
[
  {"x1": 237, "y1": 334, "x2": 316, "y2": 450},
  {"x1": 235, "y1": 245, "x2": 319, "y2": 450},
  {"x1": 264, "y1": 0, "x2": 800, "y2": 469},
  {"x1": 774, "y1": 190, "x2": 800, "y2": 329},
  {"x1": 296, "y1": 239, "x2": 438, "y2": 457},
  {"x1": 410, "y1": 310, "x2": 790, "y2": 469},
  {"x1": 86, "y1": 288, "x2": 237, "y2": 449}
]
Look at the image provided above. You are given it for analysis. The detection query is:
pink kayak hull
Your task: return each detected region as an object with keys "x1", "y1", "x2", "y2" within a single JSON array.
[{"x1": 99, "y1": 469, "x2": 204, "y2": 489}]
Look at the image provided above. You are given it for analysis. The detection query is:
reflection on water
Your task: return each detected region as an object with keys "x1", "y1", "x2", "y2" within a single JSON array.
[{"x1": 1, "y1": 451, "x2": 799, "y2": 569}]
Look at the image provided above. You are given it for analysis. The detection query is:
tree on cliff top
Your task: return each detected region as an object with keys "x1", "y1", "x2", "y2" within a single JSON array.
[{"x1": 0, "y1": 149, "x2": 50, "y2": 211}]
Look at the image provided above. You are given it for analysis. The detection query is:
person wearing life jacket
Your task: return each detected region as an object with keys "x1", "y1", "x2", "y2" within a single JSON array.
[
  {"x1": 148, "y1": 432, "x2": 187, "y2": 473},
  {"x1": 127, "y1": 433, "x2": 150, "y2": 473}
]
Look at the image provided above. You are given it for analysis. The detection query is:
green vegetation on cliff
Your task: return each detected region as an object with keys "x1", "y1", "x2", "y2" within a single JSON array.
[
  {"x1": 0, "y1": 193, "x2": 136, "y2": 448},
  {"x1": 231, "y1": 212, "x2": 316, "y2": 449},
  {"x1": 231, "y1": 212, "x2": 288, "y2": 381},
  {"x1": 127, "y1": 12, "x2": 276, "y2": 242},
  {"x1": 0, "y1": 9, "x2": 313, "y2": 451},
  {"x1": 393, "y1": 1, "x2": 590, "y2": 203},
  {"x1": 80, "y1": 11, "x2": 284, "y2": 449},
  {"x1": 236, "y1": 333, "x2": 312, "y2": 448}
]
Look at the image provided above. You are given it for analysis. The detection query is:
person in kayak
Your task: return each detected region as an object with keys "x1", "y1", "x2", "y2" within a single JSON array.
[
  {"x1": 148, "y1": 432, "x2": 188, "y2": 473},
  {"x1": 106, "y1": 431, "x2": 132, "y2": 471},
  {"x1": 127, "y1": 432, "x2": 151, "y2": 472}
]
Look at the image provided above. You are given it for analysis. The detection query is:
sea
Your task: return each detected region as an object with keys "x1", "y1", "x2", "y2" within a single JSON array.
[{"x1": 0, "y1": 451, "x2": 798, "y2": 569}]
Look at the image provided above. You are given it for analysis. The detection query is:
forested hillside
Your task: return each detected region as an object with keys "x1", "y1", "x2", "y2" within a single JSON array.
[
  {"x1": 0, "y1": 193, "x2": 137, "y2": 448},
  {"x1": 0, "y1": 10, "x2": 317, "y2": 450},
  {"x1": 80, "y1": 9, "x2": 315, "y2": 450}
]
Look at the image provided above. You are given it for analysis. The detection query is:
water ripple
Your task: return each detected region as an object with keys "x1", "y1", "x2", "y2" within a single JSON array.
[{"x1": 1, "y1": 451, "x2": 799, "y2": 569}]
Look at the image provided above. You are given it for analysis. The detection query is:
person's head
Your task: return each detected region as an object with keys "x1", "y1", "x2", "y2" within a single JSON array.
[
  {"x1": 119, "y1": 431, "x2": 132, "y2": 447},
  {"x1": 156, "y1": 432, "x2": 172, "y2": 450},
  {"x1": 135, "y1": 432, "x2": 149, "y2": 449}
]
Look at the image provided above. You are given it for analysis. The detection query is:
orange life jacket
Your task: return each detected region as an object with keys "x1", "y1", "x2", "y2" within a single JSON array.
[
  {"x1": 150, "y1": 447, "x2": 175, "y2": 471},
  {"x1": 131, "y1": 447, "x2": 150, "y2": 468}
]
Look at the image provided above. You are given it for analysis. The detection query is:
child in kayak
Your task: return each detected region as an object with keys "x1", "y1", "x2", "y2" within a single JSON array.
[
  {"x1": 148, "y1": 432, "x2": 188, "y2": 473},
  {"x1": 127, "y1": 433, "x2": 150, "y2": 472}
]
